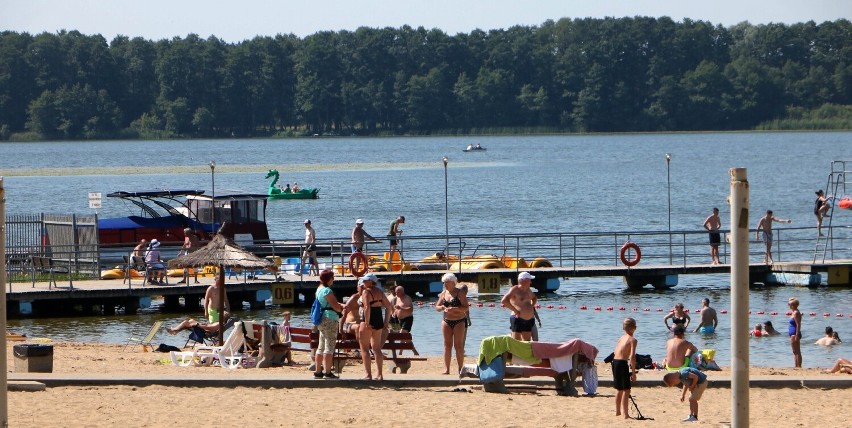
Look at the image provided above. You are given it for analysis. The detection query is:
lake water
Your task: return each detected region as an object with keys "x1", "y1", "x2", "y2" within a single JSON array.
[{"x1": 2, "y1": 132, "x2": 852, "y2": 368}]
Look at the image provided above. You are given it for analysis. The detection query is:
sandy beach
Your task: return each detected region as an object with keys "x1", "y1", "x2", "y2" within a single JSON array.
[{"x1": 4, "y1": 342, "x2": 851, "y2": 427}]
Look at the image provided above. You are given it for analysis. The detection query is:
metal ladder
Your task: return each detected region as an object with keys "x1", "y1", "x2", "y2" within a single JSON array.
[{"x1": 814, "y1": 161, "x2": 850, "y2": 263}]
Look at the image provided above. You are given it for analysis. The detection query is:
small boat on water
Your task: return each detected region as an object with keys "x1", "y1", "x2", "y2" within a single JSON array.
[
  {"x1": 265, "y1": 169, "x2": 320, "y2": 199},
  {"x1": 463, "y1": 144, "x2": 487, "y2": 152}
]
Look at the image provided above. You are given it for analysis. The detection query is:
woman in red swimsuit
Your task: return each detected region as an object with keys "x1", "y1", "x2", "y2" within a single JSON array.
[{"x1": 436, "y1": 273, "x2": 469, "y2": 375}]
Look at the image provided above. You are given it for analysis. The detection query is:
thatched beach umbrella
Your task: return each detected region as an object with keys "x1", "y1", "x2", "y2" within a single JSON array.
[{"x1": 168, "y1": 232, "x2": 274, "y2": 345}]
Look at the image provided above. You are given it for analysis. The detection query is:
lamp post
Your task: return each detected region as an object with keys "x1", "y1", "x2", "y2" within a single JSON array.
[
  {"x1": 442, "y1": 156, "x2": 449, "y2": 251},
  {"x1": 665, "y1": 153, "x2": 672, "y2": 264},
  {"x1": 209, "y1": 160, "x2": 216, "y2": 235}
]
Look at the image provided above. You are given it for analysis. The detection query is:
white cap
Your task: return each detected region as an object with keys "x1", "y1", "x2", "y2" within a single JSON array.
[
  {"x1": 518, "y1": 272, "x2": 535, "y2": 281},
  {"x1": 355, "y1": 218, "x2": 364, "y2": 224},
  {"x1": 304, "y1": 219, "x2": 311, "y2": 224},
  {"x1": 149, "y1": 239, "x2": 161, "y2": 249},
  {"x1": 441, "y1": 272, "x2": 457, "y2": 283},
  {"x1": 361, "y1": 272, "x2": 378, "y2": 283}
]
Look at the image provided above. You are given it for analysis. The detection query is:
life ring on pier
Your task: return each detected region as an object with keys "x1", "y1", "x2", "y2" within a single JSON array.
[
  {"x1": 349, "y1": 251, "x2": 369, "y2": 277},
  {"x1": 620, "y1": 242, "x2": 641, "y2": 267}
]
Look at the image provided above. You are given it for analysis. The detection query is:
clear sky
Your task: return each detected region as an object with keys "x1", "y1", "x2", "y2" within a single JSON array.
[{"x1": 2, "y1": 0, "x2": 850, "y2": 42}]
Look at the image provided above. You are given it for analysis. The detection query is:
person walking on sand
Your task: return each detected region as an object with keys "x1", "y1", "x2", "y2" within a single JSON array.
[
  {"x1": 756, "y1": 210, "x2": 791, "y2": 264},
  {"x1": 302, "y1": 219, "x2": 319, "y2": 276},
  {"x1": 387, "y1": 215, "x2": 405, "y2": 266},
  {"x1": 788, "y1": 297, "x2": 803, "y2": 368},
  {"x1": 612, "y1": 317, "x2": 637, "y2": 419},
  {"x1": 703, "y1": 207, "x2": 722, "y2": 264},
  {"x1": 815, "y1": 189, "x2": 831, "y2": 236},
  {"x1": 351, "y1": 219, "x2": 381, "y2": 253},
  {"x1": 693, "y1": 298, "x2": 718, "y2": 334},
  {"x1": 502, "y1": 272, "x2": 538, "y2": 341}
]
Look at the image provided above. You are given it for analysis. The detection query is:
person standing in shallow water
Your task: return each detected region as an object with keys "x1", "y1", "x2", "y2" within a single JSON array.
[{"x1": 693, "y1": 298, "x2": 718, "y2": 334}]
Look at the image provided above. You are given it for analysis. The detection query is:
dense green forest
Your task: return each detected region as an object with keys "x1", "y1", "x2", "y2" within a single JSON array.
[{"x1": 1, "y1": 16, "x2": 850, "y2": 140}]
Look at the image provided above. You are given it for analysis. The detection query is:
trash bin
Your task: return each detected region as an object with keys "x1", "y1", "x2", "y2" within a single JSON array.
[{"x1": 13, "y1": 344, "x2": 53, "y2": 373}]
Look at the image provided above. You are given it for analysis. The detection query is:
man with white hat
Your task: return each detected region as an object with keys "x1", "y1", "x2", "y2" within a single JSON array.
[
  {"x1": 301, "y1": 219, "x2": 319, "y2": 276},
  {"x1": 501, "y1": 271, "x2": 538, "y2": 341},
  {"x1": 350, "y1": 218, "x2": 381, "y2": 253}
]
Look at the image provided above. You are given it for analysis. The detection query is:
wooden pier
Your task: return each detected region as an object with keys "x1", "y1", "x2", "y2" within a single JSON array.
[{"x1": 5, "y1": 259, "x2": 850, "y2": 318}]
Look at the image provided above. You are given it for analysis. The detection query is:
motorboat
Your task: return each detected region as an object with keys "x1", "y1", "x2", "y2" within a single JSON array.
[
  {"x1": 463, "y1": 144, "x2": 487, "y2": 152},
  {"x1": 98, "y1": 190, "x2": 270, "y2": 248},
  {"x1": 265, "y1": 169, "x2": 319, "y2": 199}
]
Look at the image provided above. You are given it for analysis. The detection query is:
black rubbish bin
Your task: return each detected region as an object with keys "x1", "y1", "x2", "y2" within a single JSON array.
[{"x1": 13, "y1": 343, "x2": 54, "y2": 373}]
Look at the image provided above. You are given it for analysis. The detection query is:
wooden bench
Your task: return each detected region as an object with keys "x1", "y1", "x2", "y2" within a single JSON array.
[{"x1": 289, "y1": 326, "x2": 426, "y2": 374}]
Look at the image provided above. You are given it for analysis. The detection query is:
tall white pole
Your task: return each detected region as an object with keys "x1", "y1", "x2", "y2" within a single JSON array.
[
  {"x1": 730, "y1": 168, "x2": 750, "y2": 428},
  {"x1": 1, "y1": 177, "x2": 9, "y2": 427},
  {"x1": 666, "y1": 153, "x2": 672, "y2": 264},
  {"x1": 442, "y1": 156, "x2": 449, "y2": 252}
]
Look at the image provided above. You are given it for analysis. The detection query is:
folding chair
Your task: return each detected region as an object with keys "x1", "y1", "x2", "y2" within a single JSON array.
[
  {"x1": 144, "y1": 256, "x2": 168, "y2": 285},
  {"x1": 123, "y1": 256, "x2": 147, "y2": 286},
  {"x1": 124, "y1": 320, "x2": 164, "y2": 351}
]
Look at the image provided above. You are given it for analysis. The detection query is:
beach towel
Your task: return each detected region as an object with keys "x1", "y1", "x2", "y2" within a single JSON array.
[
  {"x1": 478, "y1": 335, "x2": 538, "y2": 365},
  {"x1": 530, "y1": 338, "x2": 599, "y2": 361}
]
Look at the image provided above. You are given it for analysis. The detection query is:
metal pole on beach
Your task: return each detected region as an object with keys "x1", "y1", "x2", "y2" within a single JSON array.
[
  {"x1": 665, "y1": 153, "x2": 672, "y2": 264},
  {"x1": 209, "y1": 161, "x2": 216, "y2": 234},
  {"x1": 1, "y1": 177, "x2": 9, "y2": 426},
  {"x1": 442, "y1": 156, "x2": 449, "y2": 252},
  {"x1": 729, "y1": 168, "x2": 750, "y2": 427}
]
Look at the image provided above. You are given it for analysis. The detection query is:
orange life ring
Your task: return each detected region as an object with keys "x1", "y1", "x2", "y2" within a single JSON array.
[
  {"x1": 349, "y1": 252, "x2": 368, "y2": 277},
  {"x1": 620, "y1": 242, "x2": 641, "y2": 267},
  {"x1": 839, "y1": 197, "x2": 852, "y2": 210}
]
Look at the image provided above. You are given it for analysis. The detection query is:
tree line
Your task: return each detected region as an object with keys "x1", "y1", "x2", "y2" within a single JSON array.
[{"x1": 0, "y1": 16, "x2": 850, "y2": 140}]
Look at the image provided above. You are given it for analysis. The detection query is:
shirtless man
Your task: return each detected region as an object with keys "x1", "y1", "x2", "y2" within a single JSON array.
[
  {"x1": 815, "y1": 326, "x2": 841, "y2": 346},
  {"x1": 390, "y1": 286, "x2": 414, "y2": 333},
  {"x1": 501, "y1": 272, "x2": 537, "y2": 341},
  {"x1": 693, "y1": 298, "x2": 718, "y2": 334},
  {"x1": 340, "y1": 283, "x2": 364, "y2": 341},
  {"x1": 351, "y1": 218, "x2": 381, "y2": 253},
  {"x1": 665, "y1": 325, "x2": 698, "y2": 370},
  {"x1": 703, "y1": 207, "x2": 722, "y2": 265},
  {"x1": 756, "y1": 210, "x2": 791, "y2": 264},
  {"x1": 388, "y1": 216, "x2": 405, "y2": 265},
  {"x1": 178, "y1": 228, "x2": 201, "y2": 284},
  {"x1": 301, "y1": 219, "x2": 319, "y2": 276},
  {"x1": 167, "y1": 276, "x2": 231, "y2": 334},
  {"x1": 131, "y1": 239, "x2": 148, "y2": 258}
]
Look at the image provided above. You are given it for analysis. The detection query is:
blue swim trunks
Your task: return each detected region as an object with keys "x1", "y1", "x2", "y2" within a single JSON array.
[{"x1": 699, "y1": 325, "x2": 715, "y2": 334}]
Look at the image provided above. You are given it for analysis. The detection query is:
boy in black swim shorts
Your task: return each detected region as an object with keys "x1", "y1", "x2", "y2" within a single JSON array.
[{"x1": 612, "y1": 318, "x2": 638, "y2": 419}]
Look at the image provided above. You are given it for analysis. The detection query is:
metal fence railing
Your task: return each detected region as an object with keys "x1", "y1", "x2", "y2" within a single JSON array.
[{"x1": 5, "y1": 221, "x2": 851, "y2": 290}]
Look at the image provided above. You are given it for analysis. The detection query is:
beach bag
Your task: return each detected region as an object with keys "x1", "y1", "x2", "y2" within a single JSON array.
[
  {"x1": 310, "y1": 298, "x2": 323, "y2": 326},
  {"x1": 636, "y1": 354, "x2": 654, "y2": 369}
]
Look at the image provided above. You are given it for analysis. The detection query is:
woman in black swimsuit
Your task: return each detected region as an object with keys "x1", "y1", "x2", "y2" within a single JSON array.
[
  {"x1": 359, "y1": 273, "x2": 392, "y2": 380},
  {"x1": 663, "y1": 302, "x2": 691, "y2": 331},
  {"x1": 436, "y1": 272, "x2": 469, "y2": 375}
]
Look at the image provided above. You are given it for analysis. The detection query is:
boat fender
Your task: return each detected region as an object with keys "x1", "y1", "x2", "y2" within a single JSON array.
[
  {"x1": 349, "y1": 251, "x2": 369, "y2": 277},
  {"x1": 620, "y1": 242, "x2": 641, "y2": 267}
]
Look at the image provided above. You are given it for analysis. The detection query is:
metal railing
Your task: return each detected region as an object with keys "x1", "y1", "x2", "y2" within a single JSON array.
[{"x1": 6, "y1": 225, "x2": 850, "y2": 290}]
